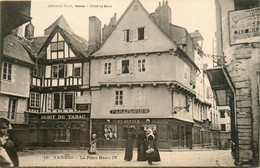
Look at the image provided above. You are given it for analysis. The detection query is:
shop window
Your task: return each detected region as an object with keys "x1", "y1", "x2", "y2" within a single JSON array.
[
  {"x1": 104, "y1": 62, "x2": 111, "y2": 74},
  {"x1": 2, "y1": 62, "x2": 12, "y2": 81},
  {"x1": 30, "y1": 92, "x2": 40, "y2": 108},
  {"x1": 104, "y1": 125, "x2": 117, "y2": 140},
  {"x1": 221, "y1": 124, "x2": 226, "y2": 131},
  {"x1": 115, "y1": 90, "x2": 123, "y2": 106},
  {"x1": 8, "y1": 98, "x2": 17, "y2": 120},
  {"x1": 172, "y1": 125, "x2": 179, "y2": 140},
  {"x1": 138, "y1": 59, "x2": 145, "y2": 72},
  {"x1": 55, "y1": 129, "x2": 70, "y2": 142}
]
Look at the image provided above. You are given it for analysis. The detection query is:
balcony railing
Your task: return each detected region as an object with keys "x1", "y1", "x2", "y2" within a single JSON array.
[{"x1": 0, "y1": 111, "x2": 28, "y2": 124}]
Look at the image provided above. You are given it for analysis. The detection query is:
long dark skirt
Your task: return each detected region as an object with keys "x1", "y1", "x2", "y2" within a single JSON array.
[
  {"x1": 146, "y1": 147, "x2": 161, "y2": 162},
  {"x1": 137, "y1": 142, "x2": 147, "y2": 161},
  {"x1": 124, "y1": 141, "x2": 134, "y2": 161}
]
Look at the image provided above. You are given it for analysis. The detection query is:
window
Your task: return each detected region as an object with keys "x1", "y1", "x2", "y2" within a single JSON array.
[
  {"x1": 30, "y1": 92, "x2": 40, "y2": 108},
  {"x1": 122, "y1": 60, "x2": 130, "y2": 74},
  {"x1": 221, "y1": 124, "x2": 226, "y2": 131},
  {"x1": 138, "y1": 27, "x2": 144, "y2": 40},
  {"x1": 54, "y1": 93, "x2": 61, "y2": 109},
  {"x1": 104, "y1": 63, "x2": 111, "y2": 74},
  {"x1": 53, "y1": 92, "x2": 74, "y2": 109},
  {"x1": 8, "y1": 98, "x2": 17, "y2": 119},
  {"x1": 52, "y1": 65, "x2": 66, "y2": 78},
  {"x1": 73, "y1": 63, "x2": 81, "y2": 77},
  {"x1": 220, "y1": 111, "x2": 225, "y2": 118},
  {"x1": 115, "y1": 90, "x2": 123, "y2": 105},
  {"x1": 2, "y1": 62, "x2": 12, "y2": 81},
  {"x1": 136, "y1": 89, "x2": 145, "y2": 106},
  {"x1": 64, "y1": 93, "x2": 73, "y2": 109},
  {"x1": 124, "y1": 29, "x2": 130, "y2": 42},
  {"x1": 50, "y1": 33, "x2": 65, "y2": 59},
  {"x1": 55, "y1": 129, "x2": 70, "y2": 142},
  {"x1": 104, "y1": 125, "x2": 117, "y2": 140},
  {"x1": 138, "y1": 59, "x2": 145, "y2": 72}
]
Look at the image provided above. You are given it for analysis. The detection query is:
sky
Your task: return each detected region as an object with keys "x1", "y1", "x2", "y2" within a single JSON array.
[{"x1": 30, "y1": 0, "x2": 216, "y2": 56}]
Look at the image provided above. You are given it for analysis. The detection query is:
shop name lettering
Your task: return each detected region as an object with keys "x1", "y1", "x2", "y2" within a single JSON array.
[
  {"x1": 43, "y1": 154, "x2": 118, "y2": 160},
  {"x1": 40, "y1": 114, "x2": 86, "y2": 120},
  {"x1": 110, "y1": 109, "x2": 150, "y2": 114}
]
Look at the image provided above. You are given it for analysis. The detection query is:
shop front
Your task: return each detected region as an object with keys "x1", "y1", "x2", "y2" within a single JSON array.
[
  {"x1": 92, "y1": 118, "x2": 193, "y2": 149},
  {"x1": 26, "y1": 112, "x2": 90, "y2": 148}
]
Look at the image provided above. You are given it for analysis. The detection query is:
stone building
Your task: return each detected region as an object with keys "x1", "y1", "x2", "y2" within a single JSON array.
[
  {"x1": 207, "y1": 0, "x2": 259, "y2": 166},
  {"x1": 90, "y1": 0, "x2": 220, "y2": 149}
]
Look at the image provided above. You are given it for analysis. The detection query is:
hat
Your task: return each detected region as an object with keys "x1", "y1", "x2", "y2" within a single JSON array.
[{"x1": 0, "y1": 118, "x2": 12, "y2": 129}]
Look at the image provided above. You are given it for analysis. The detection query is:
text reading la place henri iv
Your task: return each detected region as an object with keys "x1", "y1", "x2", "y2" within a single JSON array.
[
  {"x1": 48, "y1": 4, "x2": 112, "y2": 8},
  {"x1": 43, "y1": 154, "x2": 118, "y2": 160}
]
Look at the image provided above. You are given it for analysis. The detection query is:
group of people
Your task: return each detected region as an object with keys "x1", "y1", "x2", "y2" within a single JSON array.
[
  {"x1": 124, "y1": 126, "x2": 161, "y2": 165},
  {"x1": 0, "y1": 118, "x2": 19, "y2": 167}
]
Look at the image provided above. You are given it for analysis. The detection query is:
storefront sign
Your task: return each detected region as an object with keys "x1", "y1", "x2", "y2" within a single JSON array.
[
  {"x1": 76, "y1": 104, "x2": 90, "y2": 111},
  {"x1": 110, "y1": 109, "x2": 150, "y2": 114},
  {"x1": 117, "y1": 119, "x2": 140, "y2": 124},
  {"x1": 40, "y1": 114, "x2": 86, "y2": 120},
  {"x1": 229, "y1": 7, "x2": 260, "y2": 45}
]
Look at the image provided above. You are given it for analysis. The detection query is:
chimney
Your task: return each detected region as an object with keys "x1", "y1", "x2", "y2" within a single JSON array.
[
  {"x1": 154, "y1": 1, "x2": 171, "y2": 34},
  {"x1": 89, "y1": 16, "x2": 101, "y2": 52},
  {"x1": 25, "y1": 22, "x2": 34, "y2": 39},
  {"x1": 102, "y1": 13, "x2": 117, "y2": 42}
]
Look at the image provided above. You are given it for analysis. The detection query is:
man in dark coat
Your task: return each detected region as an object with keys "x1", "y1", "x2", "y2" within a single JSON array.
[
  {"x1": 137, "y1": 126, "x2": 147, "y2": 161},
  {"x1": 124, "y1": 126, "x2": 136, "y2": 161},
  {"x1": 0, "y1": 118, "x2": 19, "y2": 167}
]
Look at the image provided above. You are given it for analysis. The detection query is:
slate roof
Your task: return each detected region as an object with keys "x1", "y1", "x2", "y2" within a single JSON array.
[
  {"x1": 34, "y1": 15, "x2": 89, "y2": 58},
  {"x1": 44, "y1": 15, "x2": 73, "y2": 35},
  {"x1": 30, "y1": 36, "x2": 48, "y2": 54},
  {"x1": 3, "y1": 34, "x2": 35, "y2": 65}
]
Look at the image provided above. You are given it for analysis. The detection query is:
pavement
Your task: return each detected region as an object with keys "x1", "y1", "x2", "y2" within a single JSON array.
[{"x1": 18, "y1": 148, "x2": 235, "y2": 167}]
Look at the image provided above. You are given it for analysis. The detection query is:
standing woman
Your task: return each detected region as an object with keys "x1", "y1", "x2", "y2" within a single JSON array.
[
  {"x1": 124, "y1": 126, "x2": 136, "y2": 161},
  {"x1": 137, "y1": 126, "x2": 147, "y2": 161},
  {"x1": 146, "y1": 129, "x2": 160, "y2": 165},
  {"x1": 88, "y1": 134, "x2": 97, "y2": 154}
]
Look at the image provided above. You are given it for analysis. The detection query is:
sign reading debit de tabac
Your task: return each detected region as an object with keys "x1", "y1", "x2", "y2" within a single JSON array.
[{"x1": 40, "y1": 114, "x2": 86, "y2": 120}]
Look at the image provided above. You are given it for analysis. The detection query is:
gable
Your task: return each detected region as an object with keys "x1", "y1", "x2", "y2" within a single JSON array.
[
  {"x1": 93, "y1": 0, "x2": 176, "y2": 57},
  {"x1": 45, "y1": 31, "x2": 77, "y2": 60}
]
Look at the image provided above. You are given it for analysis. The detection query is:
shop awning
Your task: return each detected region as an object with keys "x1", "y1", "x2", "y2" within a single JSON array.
[{"x1": 206, "y1": 67, "x2": 235, "y2": 106}]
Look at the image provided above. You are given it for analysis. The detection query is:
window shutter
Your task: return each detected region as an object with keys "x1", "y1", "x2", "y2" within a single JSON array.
[
  {"x1": 144, "y1": 27, "x2": 148, "y2": 40},
  {"x1": 133, "y1": 29, "x2": 137, "y2": 41},
  {"x1": 123, "y1": 89, "x2": 127, "y2": 106},
  {"x1": 141, "y1": 89, "x2": 146, "y2": 106},
  {"x1": 123, "y1": 31, "x2": 126, "y2": 42},
  {"x1": 117, "y1": 60, "x2": 122, "y2": 75},
  {"x1": 129, "y1": 59, "x2": 134, "y2": 74},
  {"x1": 146, "y1": 58, "x2": 150, "y2": 72},
  {"x1": 47, "y1": 45, "x2": 51, "y2": 59},
  {"x1": 67, "y1": 64, "x2": 73, "y2": 77},
  {"x1": 129, "y1": 30, "x2": 133, "y2": 42},
  {"x1": 45, "y1": 66, "x2": 51, "y2": 78}
]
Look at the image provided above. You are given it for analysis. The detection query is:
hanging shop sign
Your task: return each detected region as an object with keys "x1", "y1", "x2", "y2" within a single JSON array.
[
  {"x1": 110, "y1": 109, "x2": 150, "y2": 114},
  {"x1": 40, "y1": 114, "x2": 86, "y2": 120},
  {"x1": 229, "y1": 7, "x2": 260, "y2": 45}
]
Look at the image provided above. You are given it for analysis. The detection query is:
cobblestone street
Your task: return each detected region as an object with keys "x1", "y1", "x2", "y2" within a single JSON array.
[{"x1": 18, "y1": 148, "x2": 235, "y2": 167}]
